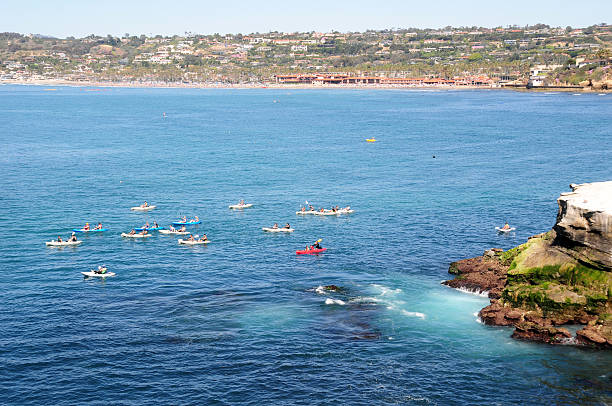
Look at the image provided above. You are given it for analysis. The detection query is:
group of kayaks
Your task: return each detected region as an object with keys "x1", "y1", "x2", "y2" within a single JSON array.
[
  {"x1": 296, "y1": 205, "x2": 354, "y2": 216},
  {"x1": 49, "y1": 199, "x2": 353, "y2": 278}
]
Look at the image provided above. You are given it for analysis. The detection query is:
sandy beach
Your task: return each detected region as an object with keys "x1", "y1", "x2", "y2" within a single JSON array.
[{"x1": 2, "y1": 79, "x2": 610, "y2": 93}]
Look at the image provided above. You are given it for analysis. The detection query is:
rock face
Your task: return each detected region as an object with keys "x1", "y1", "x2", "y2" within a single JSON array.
[
  {"x1": 554, "y1": 182, "x2": 612, "y2": 269},
  {"x1": 442, "y1": 250, "x2": 507, "y2": 298},
  {"x1": 444, "y1": 181, "x2": 612, "y2": 349}
]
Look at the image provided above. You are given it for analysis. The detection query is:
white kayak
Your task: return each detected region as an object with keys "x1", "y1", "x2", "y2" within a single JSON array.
[
  {"x1": 496, "y1": 227, "x2": 516, "y2": 233},
  {"x1": 178, "y1": 239, "x2": 210, "y2": 245},
  {"x1": 313, "y1": 211, "x2": 339, "y2": 216},
  {"x1": 82, "y1": 270, "x2": 116, "y2": 278},
  {"x1": 130, "y1": 205, "x2": 156, "y2": 211},
  {"x1": 262, "y1": 227, "x2": 294, "y2": 233},
  {"x1": 229, "y1": 203, "x2": 253, "y2": 209},
  {"x1": 121, "y1": 233, "x2": 151, "y2": 238},
  {"x1": 296, "y1": 210, "x2": 316, "y2": 215},
  {"x1": 159, "y1": 229, "x2": 189, "y2": 235},
  {"x1": 337, "y1": 209, "x2": 354, "y2": 214},
  {"x1": 46, "y1": 240, "x2": 82, "y2": 247}
]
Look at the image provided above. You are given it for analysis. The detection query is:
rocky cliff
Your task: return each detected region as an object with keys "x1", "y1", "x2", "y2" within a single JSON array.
[
  {"x1": 444, "y1": 181, "x2": 612, "y2": 348},
  {"x1": 554, "y1": 182, "x2": 612, "y2": 269}
]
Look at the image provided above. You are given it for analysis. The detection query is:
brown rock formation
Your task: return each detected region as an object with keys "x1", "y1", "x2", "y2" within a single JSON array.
[
  {"x1": 444, "y1": 181, "x2": 612, "y2": 349},
  {"x1": 442, "y1": 250, "x2": 508, "y2": 298}
]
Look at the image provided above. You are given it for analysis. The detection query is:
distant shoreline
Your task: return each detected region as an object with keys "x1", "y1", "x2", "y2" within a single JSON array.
[{"x1": 1, "y1": 79, "x2": 610, "y2": 93}]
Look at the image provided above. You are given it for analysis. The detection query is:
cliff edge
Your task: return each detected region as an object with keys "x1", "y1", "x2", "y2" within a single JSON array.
[{"x1": 444, "y1": 181, "x2": 612, "y2": 348}]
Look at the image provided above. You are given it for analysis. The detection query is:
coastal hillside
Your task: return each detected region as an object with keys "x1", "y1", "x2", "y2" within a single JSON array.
[
  {"x1": 0, "y1": 24, "x2": 611, "y2": 86},
  {"x1": 445, "y1": 181, "x2": 612, "y2": 348}
]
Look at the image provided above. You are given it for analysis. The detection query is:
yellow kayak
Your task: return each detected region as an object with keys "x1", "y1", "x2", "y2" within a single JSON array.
[{"x1": 366, "y1": 138, "x2": 376, "y2": 142}]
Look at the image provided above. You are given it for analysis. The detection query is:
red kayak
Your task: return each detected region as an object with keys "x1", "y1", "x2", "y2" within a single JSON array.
[{"x1": 296, "y1": 248, "x2": 327, "y2": 255}]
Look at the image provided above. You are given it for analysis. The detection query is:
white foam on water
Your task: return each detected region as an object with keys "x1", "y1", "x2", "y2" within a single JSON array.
[
  {"x1": 450, "y1": 286, "x2": 490, "y2": 298},
  {"x1": 371, "y1": 284, "x2": 402, "y2": 296},
  {"x1": 559, "y1": 336, "x2": 578, "y2": 346},
  {"x1": 325, "y1": 298, "x2": 346, "y2": 306},
  {"x1": 349, "y1": 296, "x2": 382, "y2": 304},
  {"x1": 474, "y1": 312, "x2": 483, "y2": 324},
  {"x1": 401, "y1": 310, "x2": 426, "y2": 319},
  {"x1": 315, "y1": 286, "x2": 327, "y2": 295}
]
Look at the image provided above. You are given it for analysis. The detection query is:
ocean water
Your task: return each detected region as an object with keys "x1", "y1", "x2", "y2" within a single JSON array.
[{"x1": 0, "y1": 85, "x2": 611, "y2": 405}]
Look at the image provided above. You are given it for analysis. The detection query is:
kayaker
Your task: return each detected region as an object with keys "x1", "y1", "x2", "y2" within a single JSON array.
[
  {"x1": 502, "y1": 222, "x2": 511, "y2": 230},
  {"x1": 272, "y1": 223, "x2": 279, "y2": 229},
  {"x1": 181, "y1": 216, "x2": 187, "y2": 223},
  {"x1": 94, "y1": 222, "x2": 102, "y2": 230},
  {"x1": 284, "y1": 223, "x2": 291, "y2": 229},
  {"x1": 142, "y1": 201, "x2": 149, "y2": 207},
  {"x1": 95, "y1": 265, "x2": 107, "y2": 274},
  {"x1": 128, "y1": 229, "x2": 136, "y2": 235},
  {"x1": 308, "y1": 205, "x2": 314, "y2": 211},
  {"x1": 57, "y1": 236, "x2": 63, "y2": 242},
  {"x1": 188, "y1": 234, "x2": 195, "y2": 241},
  {"x1": 180, "y1": 226, "x2": 187, "y2": 232},
  {"x1": 239, "y1": 199, "x2": 245, "y2": 205},
  {"x1": 313, "y1": 241, "x2": 322, "y2": 249},
  {"x1": 140, "y1": 230, "x2": 148, "y2": 235},
  {"x1": 153, "y1": 221, "x2": 159, "y2": 228},
  {"x1": 69, "y1": 233, "x2": 77, "y2": 242},
  {"x1": 143, "y1": 221, "x2": 150, "y2": 229},
  {"x1": 300, "y1": 207, "x2": 306, "y2": 212},
  {"x1": 169, "y1": 225, "x2": 176, "y2": 232},
  {"x1": 83, "y1": 222, "x2": 90, "y2": 231},
  {"x1": 201, "y1": 234, "x2": 208, "y2": 241},
  {"x1": 194, "y1": 216, "x2": 199, "y2": 222}
]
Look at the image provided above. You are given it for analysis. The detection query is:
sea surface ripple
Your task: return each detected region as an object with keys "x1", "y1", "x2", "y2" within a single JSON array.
[{"x1": 0, "y1": 86, "x2": 611, "y2": 405}]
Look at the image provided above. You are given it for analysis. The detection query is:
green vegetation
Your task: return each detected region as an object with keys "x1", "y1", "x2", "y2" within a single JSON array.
[
  {"x1": 0, "y1": 24, "x2": 610, "y2": 85},
  {"x1": 500, "y1": 233, "x2": 612, "y2": 317}
]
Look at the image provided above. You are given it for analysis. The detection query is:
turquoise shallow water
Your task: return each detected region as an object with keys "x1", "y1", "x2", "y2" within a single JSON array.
[{"x1": 0, "y1": 86, "x2": 611, "y2": 404}]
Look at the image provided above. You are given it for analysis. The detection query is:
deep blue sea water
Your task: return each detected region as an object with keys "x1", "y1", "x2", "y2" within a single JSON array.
[{"x1": 0, "y1": 85, "x2": 611, "y2": 405}]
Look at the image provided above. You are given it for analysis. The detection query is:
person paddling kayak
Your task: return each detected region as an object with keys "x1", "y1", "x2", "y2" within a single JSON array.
[
  {"x1": 502, "y1": 222, "x2": 511, "y2": 230},
  {"x1": 94, "y1": 265, "x2": 108, "y2": 274}
]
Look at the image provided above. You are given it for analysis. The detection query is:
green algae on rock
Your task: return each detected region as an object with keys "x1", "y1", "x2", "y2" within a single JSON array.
[{"x1": 444, "y1": 181, "x2": 612, "y2": 348}]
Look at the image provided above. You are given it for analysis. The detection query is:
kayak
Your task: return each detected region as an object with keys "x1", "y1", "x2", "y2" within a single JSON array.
[
  {"x1": 366, "y1": 138, "x2": 376, "y2": 142},
  {"x1": 337, "y1": 209, "x2": 354, "y2": 214},
  {"x1": 296, "y1": 210, "x2": 316, "y2": 215},
  {"x1": 159, "y1": 229, "x2": 189, "y2": 235},
  {"x1": 296, "y1": 248, "x2": 326, "y2": 255},
  {"x1": 313, "y1": 211, "x2": 339, "y2": 216},
  {"x1": 229, "y1": 203, "x2": 253, "y2": 209},
  {"x1": 496, "y1": 227, "x2": 516, "y2": 233},
  {"x1": 82, "y1": 271, "x2": 116, "y2": 278},
  {"x1": 262, "y1": 227, "x2": 294, "y2": 232},
  {"x1": 46, "y1": 240, "x2": 82, "y2": 247},
  {"x1": 130, "y1": 205, "x2": 156, "y2": 211},
  {"x1": 178, "y1": 239, "x2": 210, "y2": 245},
  {"x1": 73, "y1": 228, "x2": 107, "y2": 233},
  {"x1": 121, "y1": 233, "x2": 151, "y2": 238},
  {"x1": 134, "y1": 227, "x2": 165, "y2": 231},
  {"x1": 172, "y1": 220, "x2": 202, "y2": 226}
]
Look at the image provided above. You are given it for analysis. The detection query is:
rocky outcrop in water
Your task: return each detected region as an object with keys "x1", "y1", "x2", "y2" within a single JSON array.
[{"x1": 444, "y1": 181, "x2": 612, "y2": 349}]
